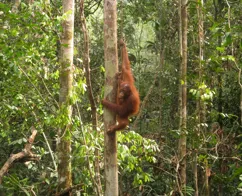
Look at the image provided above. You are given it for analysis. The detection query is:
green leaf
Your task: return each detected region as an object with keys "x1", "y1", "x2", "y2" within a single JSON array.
[
  {"x1": 216, "y1": 46, "x2": 225, "y2": 52},
  {"x1": 227, "y1": 55, "x2": 235, "y2": 62},
  {"x1": 223, "y1": 33, "x2": 232, "y2": 46}
]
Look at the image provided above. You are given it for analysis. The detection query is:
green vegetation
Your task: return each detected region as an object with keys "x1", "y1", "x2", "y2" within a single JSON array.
[{"x1": 0, "y1": 0, "x2": 242, "y2": 195}]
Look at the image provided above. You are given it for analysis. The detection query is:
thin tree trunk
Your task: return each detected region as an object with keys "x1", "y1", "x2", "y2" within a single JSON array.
[
  {"x1": 195, "y1": 1, "x2": 208, "y2": 195},
  {"x1": 80, "y1": 1, "x2": 102, "y2": 195},
  {"x1": 193, "y1": 152, "x2": 198, "y2": 196},
  {"x1": 213, "y1": 0, "x2": 223, "y2": 128},
  {"x1": 177, "y1": 1, "x2": 183, "y2": 194},
  {"x1": 213, "y1": 1, "x2": 224, "y2": 195},
  {"x1": 103, "y1": 0, "x2": 119, "y2": 195},
  {"x1": 159, "y1": 44, "x2": 164, "y2": 128},
  {"x1": 237, "y1": 66, "x2": 242, "y2": 125},
  {"x1": 178, "y1": 0, "x2": 188, "y2": 194},
  {"x1": 240, "y1": 85, "x2": 242, "y2": 125},
  {"x1": 57, "y1": 0, "x2": 74, "y2": 195},
  {"x1": 157, "y1": 0, "x2": 165, "y2": 129}
]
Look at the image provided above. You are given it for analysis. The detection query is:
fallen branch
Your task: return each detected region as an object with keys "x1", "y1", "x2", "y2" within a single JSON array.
[{"x1": 0, "y1": 128, "x2": 39, "y2": 184}]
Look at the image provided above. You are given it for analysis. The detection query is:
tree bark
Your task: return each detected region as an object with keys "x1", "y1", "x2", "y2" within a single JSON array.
[
  {"x1": 57, "y1": 0, "x2": 74, "y2": 195},
  {"x1": 103, "y1": 0, "x2": 119, "y2": 195},
  {"x1": 178, "y1": 0, "x2": 188, "y2": 194},
  {"x1": 197, "y1": 0, "x2": 210, "y2": 195},
  {"x1": 213, "y1": 1, "x2": 224, "y2": 195},
  {"x1": 0, "y1": 128, "x2": 38, "y2": 184},
  {"x1": 195, "y1": 1, "x2": 207, "y2": 195}
]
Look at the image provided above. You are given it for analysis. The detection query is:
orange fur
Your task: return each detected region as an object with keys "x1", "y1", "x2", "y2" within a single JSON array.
[{"x1": 102, "y1": 39, "x2": 140, "y2": 133}]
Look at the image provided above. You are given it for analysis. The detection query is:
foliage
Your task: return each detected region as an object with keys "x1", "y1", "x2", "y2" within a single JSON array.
[
  {"x1": 0, "y1": 2, "x2": 60, "y2": 195},
  {"x1": 1, "y1": 0, "x2": 242, "y2": 195},
  {"x1": 118, "y1": 131, "x2": 159, "y2": 187}
]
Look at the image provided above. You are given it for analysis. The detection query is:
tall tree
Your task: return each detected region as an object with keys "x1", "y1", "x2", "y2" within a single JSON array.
[
  {"x1": 80, "y1": 0, "x2": 102, "y2": 195},
  {"x1": 103, "y1": 0, "x2": 119, "y2": 195},
  {"x1": 195, "y1": 0, "x2": 209, "y2": 195},
  {"x1": 178, "y1": 0, "x2": 188, "y2": 194},
  {"x1": 57, "y1": 0, "x2": 74, "y2": 195},
  {"x1": 213, "y1": 1, "x2": 225, "y2": 195}
]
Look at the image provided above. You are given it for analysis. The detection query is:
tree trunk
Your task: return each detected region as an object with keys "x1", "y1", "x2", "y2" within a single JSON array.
[
  {"x1": 195, "y1": 1, "x2": 208, "y2": 195},
  {"x1": 213, "y1": 1, "x2": 224, "y2": 194},
  {"x1": 80, "y1": 0, "x2": 102, "y2": 195},
  {"x1": 57, "y1": 0, "x2": 74, "y2": 195},
  {"x1": 197, "y1": 0, "x2": 210, "y2": 195},
  {"x1": 103, "y1": 0, "x2": 119, "y2": 195},
  {"x1": 178, "y1": 0, "x2": 188, "y2": 194},
  {"x1": 240, "y1": 87, "x2": 242, "y2": 125}
]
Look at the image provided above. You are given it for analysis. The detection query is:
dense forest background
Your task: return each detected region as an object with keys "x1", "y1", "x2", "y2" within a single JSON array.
[{"x1": 1, "y1": 0, "x2": 242, "y2": 195}]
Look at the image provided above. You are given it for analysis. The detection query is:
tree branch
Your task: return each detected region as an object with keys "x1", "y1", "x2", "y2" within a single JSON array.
[{"x1": 0, "y1": 128, "x2": 39, "y2": 184}]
